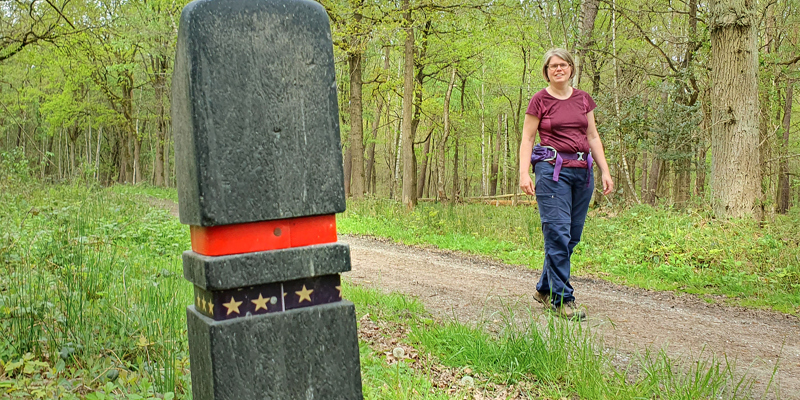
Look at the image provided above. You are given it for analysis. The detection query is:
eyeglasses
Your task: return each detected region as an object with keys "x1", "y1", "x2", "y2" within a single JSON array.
[{"x1": 548, "y1": 63, "x2": 571, "y2": 71}]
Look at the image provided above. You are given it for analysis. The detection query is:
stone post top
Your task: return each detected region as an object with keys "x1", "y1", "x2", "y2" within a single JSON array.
[{"x1": 172, "y1": 0, "x2": 345, "y2": 227}]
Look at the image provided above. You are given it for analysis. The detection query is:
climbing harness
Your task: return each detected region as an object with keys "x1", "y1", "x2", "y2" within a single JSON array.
[{"x1": 530, "y1": 144, "x2": 593, "y2": 187}]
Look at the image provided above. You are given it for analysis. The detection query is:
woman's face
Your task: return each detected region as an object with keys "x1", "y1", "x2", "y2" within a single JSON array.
[{"x1": 546, "y1": 56, "x2": 571, "y2": 84}]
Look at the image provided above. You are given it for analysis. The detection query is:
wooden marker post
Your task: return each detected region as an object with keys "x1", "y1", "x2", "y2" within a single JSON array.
[{"x1": 171, "y1": 0, "x2": 363, "y2": 398}]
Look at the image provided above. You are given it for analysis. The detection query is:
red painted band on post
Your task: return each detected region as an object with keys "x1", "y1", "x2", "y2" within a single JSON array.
[{"x1": 190, "y1": 214, "x2": 337, "y2": 256}]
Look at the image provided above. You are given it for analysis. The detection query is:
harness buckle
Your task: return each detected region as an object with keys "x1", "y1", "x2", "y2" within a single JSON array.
[
  {"x1": 542, "y1": 145, "x2": 557, "y2": 162},
  {"x1": 576, "y1": 152, "x2": 585, "y2": 161}
]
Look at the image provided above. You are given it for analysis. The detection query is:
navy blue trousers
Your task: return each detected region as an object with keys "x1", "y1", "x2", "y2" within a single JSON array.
[{"x1": 534, "y1": 162, "x2": 594, "y2": 306}]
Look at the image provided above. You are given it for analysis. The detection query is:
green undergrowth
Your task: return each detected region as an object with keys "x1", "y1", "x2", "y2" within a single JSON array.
[
  {"x1": 338, "y1": 198, "x2": 800, "y2": 315},
  {"x1": 1, "y1": 180, "x2": 191, "y2": 398},
  {"x1": 0, "y1": 180, "x2": 448, "y2": 398}
]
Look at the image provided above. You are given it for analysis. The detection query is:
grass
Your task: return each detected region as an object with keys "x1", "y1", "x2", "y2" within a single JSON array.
[
  {"x1": 337, "y1": 198, "x2": 800, "y2": 315},
  {"x1": 348, "y1": 282, "x2": 760, "y2": 399}
]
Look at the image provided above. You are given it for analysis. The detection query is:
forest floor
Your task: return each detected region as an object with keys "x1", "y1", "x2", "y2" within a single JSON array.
[{"x1": 152, "y1": 198, "x2": 800, "y2": 398}]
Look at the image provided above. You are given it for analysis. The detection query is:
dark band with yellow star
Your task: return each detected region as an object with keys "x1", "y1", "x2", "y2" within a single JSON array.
[{"x1": 193, "y1": 274, "x2": 343, "y2": 320}]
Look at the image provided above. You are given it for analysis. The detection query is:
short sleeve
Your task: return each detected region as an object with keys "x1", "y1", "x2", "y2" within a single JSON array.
[
  {"x1": 525, "y1": 95, "x2": 542, "y2": 119},
  {"x1": 583, "y1": 92, "x2": 597, "y2": 113}
]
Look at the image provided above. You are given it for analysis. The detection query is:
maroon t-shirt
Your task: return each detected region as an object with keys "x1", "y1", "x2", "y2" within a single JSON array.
[{"x1": 525, "y1": 88, "x2": 596, "y2": 168}]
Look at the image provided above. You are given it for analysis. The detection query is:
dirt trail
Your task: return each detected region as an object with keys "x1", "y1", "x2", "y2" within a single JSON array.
[
  {"x1": 153, "y1": 198, "x2": 799, "y2": 398},
  {"x1": 342, "y1": 234, "x2": 800, "y2": 399}
]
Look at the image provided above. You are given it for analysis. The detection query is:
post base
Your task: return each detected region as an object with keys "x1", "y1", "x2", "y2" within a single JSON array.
[{"x1": 187, "y1": 301, "x2": 362, "y2": 400}]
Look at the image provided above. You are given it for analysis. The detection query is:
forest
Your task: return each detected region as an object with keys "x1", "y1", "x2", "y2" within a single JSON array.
[{"x1": 1, "y1": 0, "x2": 799, "y2": 217}]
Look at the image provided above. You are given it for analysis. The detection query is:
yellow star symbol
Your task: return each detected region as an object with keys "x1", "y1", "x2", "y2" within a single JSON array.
[
  {"x1": 207, "y1": 298, "x2": 214, "y2": 314},
  {"x1": 195, "y1": 295, "x2": 201, "y2": 308},
  {"x1": 251, "y1": 293, "x2": 270, "y2": 311},
  {"x1": 222, "y1": 297, "x2": 242, "y2": 315},
  {"x1": 200, "y1": 297, "x2": 208, "y2": 313},
  {"x1": 336, "y1": 285, "x2": 342, "y2": 298},
  {"x1": 295, "y1": 285, "x2": 314, "y2": 303}
]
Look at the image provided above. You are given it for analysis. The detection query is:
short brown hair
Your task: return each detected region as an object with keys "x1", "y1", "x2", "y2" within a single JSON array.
[{"x1": 541, "y1": 48, "x2": 575, "y2": 82}]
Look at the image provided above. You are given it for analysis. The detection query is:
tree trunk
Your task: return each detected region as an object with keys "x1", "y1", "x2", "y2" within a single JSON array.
[
  {"x1": 695, "y1": 144, "x2": 708, "y2": 198},
  {"x1": 436, "y1": 68, "x2": 457, "y2": 201},
  {"x1": 574, "y1": 0, "x2": 599, "y2": 89},
  {"x1": 503, "y1": 113, "x2": 510, "y2": 194},
  {"x1": 116, "y1": 128, "x2": 130, "y2": 183},
  {"x1": 777, "y1": 80, "x2": 794, "y2": 213},
  {"x1": 674, "y1": 158, "x2": 691, "y2": 206},
  {"x1": 163, "y1": 127, "x2": 170, "y2": 187},
  {"x1": 644, "y1": 157, "x2": 663, "y2": 205},
  {"x1": 391, "y1": 116, "x2": 402, "y2": 200},
  {"x1": 365, "y1": 47, "x2": 390, "y2": 195},
  {"x1": 153, "y1": 55, "x2": 168, "y2": 187},
  {"x1": 695, "y1": 92, "x2": 710, "y2": 198},
  {"x1": 133, "y1": 121, "x2": 143, "y2": 184},
  {"x1": 452, "y1": 135, "x2": 459, "y2": 203},
  {"x1": 44, "y1": 133, "x2": 55, "y2": 177},
  {"x1": 480, "y1": 64, "x2": 487, "y2": 195},
  {"x1": 640, "y1": 150, "x2": 648, "y2": 201},
  {"x1": 348, "y1": 26, "x2": 365, "y2": 198},
  {"x1": 343, "y1": 146, "x2": 352, "y2": 197},
  {"x1": 416, "y1": 130, "x2": 432, "y2": 199},
  {"x1": 709, "y1": 0, "x2": 761, "y2": 218},
  {"x1": 490, "y1": 114, "x2": 502, "y2": 196},
  {"x1": 401, "y1": 0, "x2": 416, "y2": 209}
]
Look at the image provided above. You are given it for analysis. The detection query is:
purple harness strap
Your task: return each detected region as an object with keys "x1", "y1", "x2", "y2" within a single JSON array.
[{"x1": 531, "y1": 144, "x2": 593, "y2": 187}]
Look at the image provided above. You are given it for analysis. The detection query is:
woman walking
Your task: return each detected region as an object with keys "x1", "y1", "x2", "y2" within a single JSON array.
[{"x1": 518, "y1": 48, "x2": 613, "y2": 320}]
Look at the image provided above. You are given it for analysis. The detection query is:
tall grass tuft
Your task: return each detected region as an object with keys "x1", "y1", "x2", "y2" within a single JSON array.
[{"x1": 410, "y1": 305, "x2": 757, "y2": 399}]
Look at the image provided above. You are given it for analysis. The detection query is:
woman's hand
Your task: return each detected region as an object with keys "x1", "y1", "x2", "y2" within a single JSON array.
[
  {"x1": 520, "y1": 173, "x2": 535, "y2": 196},
  {"x1": 601, "y1": 172, "x2": 614, "y2": 195}
]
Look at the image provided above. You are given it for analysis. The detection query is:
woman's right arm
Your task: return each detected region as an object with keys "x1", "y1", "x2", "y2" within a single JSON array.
[{"x1": 519, "y1": 113, "x2": 540, "y2": 196}]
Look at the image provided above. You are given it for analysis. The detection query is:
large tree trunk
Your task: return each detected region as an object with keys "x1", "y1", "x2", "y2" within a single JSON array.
[
  {"x1": 401, "y1": 0, "x2": 416, "y2": 209},
  {"x1": 709, "y1": 0, "x2": 761, "y2": 218},
  {"x1": 777, "y1": 80, "x2": 794, "y2": 213},
  {"x1": 436, "y1": 68, "x2": 457, "y2": 201}
]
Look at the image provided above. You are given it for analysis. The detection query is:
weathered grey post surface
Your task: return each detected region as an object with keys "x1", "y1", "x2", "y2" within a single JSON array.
[{"x1": 171, "y1": 0, "x2": 363, "y2": 398}]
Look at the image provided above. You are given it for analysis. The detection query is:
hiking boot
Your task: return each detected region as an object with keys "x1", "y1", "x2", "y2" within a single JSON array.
[
  {"x1": 532, "y1": 291, "x2": 550, "y2": 307},
  {"x1": 551, "y1": 301, "x2": 586, "y2": 321}
]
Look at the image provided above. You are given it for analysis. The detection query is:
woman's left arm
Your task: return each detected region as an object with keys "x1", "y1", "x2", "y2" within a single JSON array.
[{"x1": 586, "y1": 110, "x2": 614, "y2": 195}]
